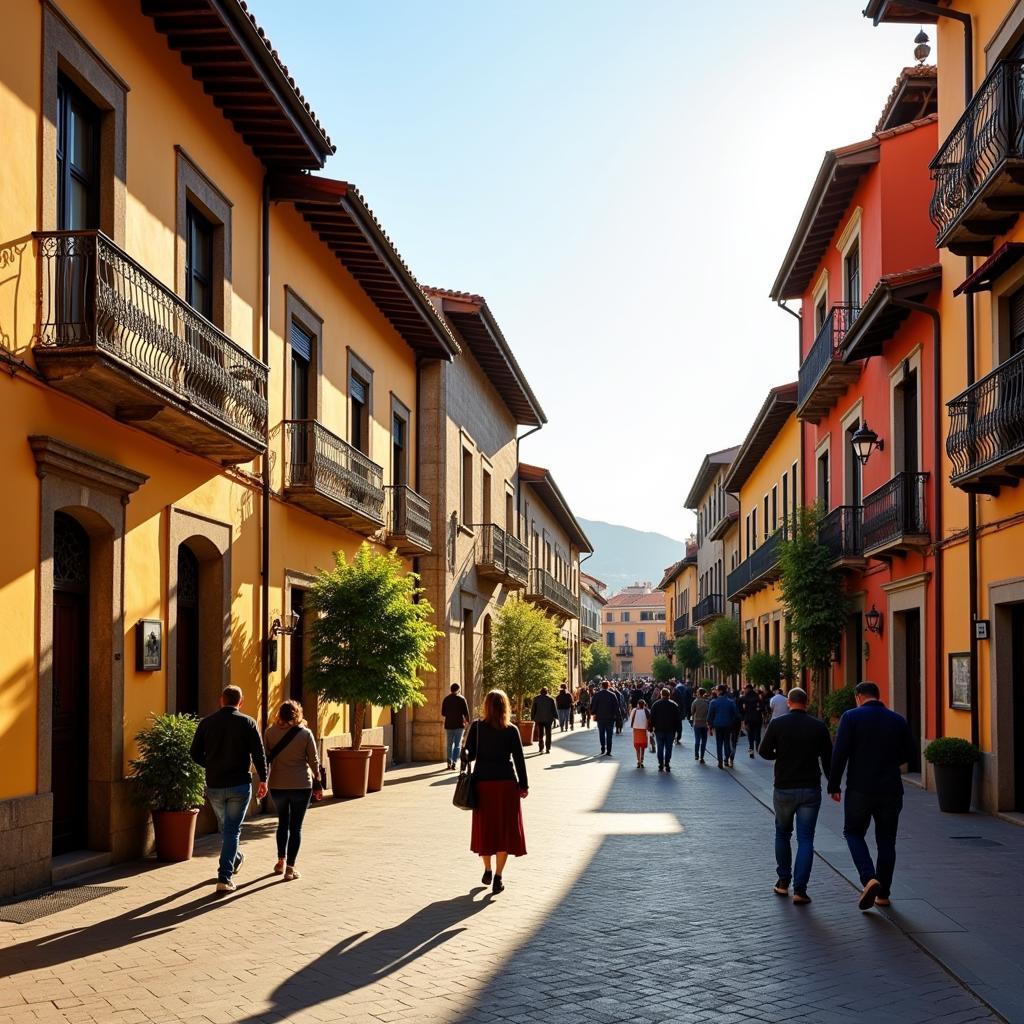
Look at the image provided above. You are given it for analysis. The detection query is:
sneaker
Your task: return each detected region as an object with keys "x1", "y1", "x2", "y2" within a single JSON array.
[
  {"x1": 749, "y1": 750, "x2": 755, "y2": 758},
  {"x1": 718, "y1": 762, "x2": 725, "y2": 769},
  {"x1": 216, "y1": 879, "x2": 236, "y2": 893},
  {"x1": 793, "y1": 891, "x2": 811, "y2": 905},
  {"x1": 492, "y1": 874, "x2": 504, "y2": 895},
  {"x1": 858, "y1": 879, "x2": 881, "y2": 911},
  {"x1": 233, "y1": 851, "x2": 245, "y2": 876},
  {"x1": 875, "y1": 896, "x2": 891, "y2": 907},
  {"x1": 773, "y1": 883, "x2": 789, "y2": 896},
  {"x1": 482, "y1": 869, "x2": 493, "y2": 885},
  {"x1": 665, "y1": 765, "x2": 671, "y2": 773}
]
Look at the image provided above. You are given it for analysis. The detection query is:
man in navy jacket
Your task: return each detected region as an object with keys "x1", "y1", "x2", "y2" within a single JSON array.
[
  {"x1": 827, "y1": 681, "x2": 913, "y2": 911},
  {"x1": 707, "y1": 685, "x2": 740, "y2": 768}
]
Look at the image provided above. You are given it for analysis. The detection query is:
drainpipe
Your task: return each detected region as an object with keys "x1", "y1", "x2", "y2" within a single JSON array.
[
  {"x1": 514, "y1": 423, "x2": 543, "y2": 537},
  {"x1": 260, "y1": 177, "x2": 271, "y2": 734},
  {"x1": 890, "y1": 296, "x2": 943, "y2": 739}
]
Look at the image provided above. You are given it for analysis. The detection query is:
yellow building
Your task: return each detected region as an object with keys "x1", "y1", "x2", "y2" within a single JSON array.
[
  {"x1": 0, "y1": 0, "x2": 458, "y2": 892},
  {"x1": 866, "y1": 1, "x2": 1024, "y2": 812},
  {"x1": 723, "y1": 383, "x2": 800, "y2": 673},
  {"x1": 602, "y1": 584, "x2": 668, "y2": 678},
  {"x1": 659, "y1": 542, "x2": 698, "y2": 646}
]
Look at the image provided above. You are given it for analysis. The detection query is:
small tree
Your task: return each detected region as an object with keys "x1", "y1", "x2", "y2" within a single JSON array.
[
  {"x1": 484, "y1": 598, "x2": 566, "y2": 719},
  {"x1": 583, "y1": 640, "x2": 612, "y2": 681},
  {"x1": 778, "y1": 505, "x2": 850, "y2": 699},
  {"x1": 307, "y1": 543, "x2": 439, "y2": 750},
  {"x1": 674, "y1": 633, "x2": 703, "y2": 678},
  {"x1": 129, "y1": 713, "x2": 206, "y2": 812},
  {"x1": 651, "y1": 654, "x2": 675, "y2": 684},
  {"x1": 703, "y1": 616, "x2": 743, "y2": 681},
  {"x1": 744, "y1": 650, "x2": 783, "y2": 690}
]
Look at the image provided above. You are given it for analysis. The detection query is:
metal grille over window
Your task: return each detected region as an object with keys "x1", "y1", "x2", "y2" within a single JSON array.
[{"x1": 53, "y1": 512, "x2": 89, "y2": 591}]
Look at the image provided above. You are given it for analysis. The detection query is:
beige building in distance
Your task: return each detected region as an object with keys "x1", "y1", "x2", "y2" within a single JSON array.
[{"x1": 603, "y1": 584, "x2": 668, "y2": 678}]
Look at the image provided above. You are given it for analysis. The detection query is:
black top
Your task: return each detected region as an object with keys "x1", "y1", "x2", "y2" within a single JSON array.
[
  {"x1": 827, "y1": 701, "x2": 912, "y2": 796},
  {"x1": 555, "y1": 691, "x2": 573, "y2": 709},
  {"x1": 463, "y1": 721, "x2": 528, "y2": 791},
  {"x1": 758, "y1": 709, "x2": 832, "y2": 790},
  {"x1": 590, "y1": 689, "x2": 620, "y2": 722},
  {"x1": 531, "y1": 694, "x2": 557, "y2": 724},
  {"x1": 190, "y1": 706, "x2": 268, "y2": 788},
  {"x1": 737, "y1": 691, "x2": 762, "y2": 724},
  {"x1": 441, "y1": 693, "x2": 471, "y2": 729},
  {"x1": 649, "y1": 698, "x2": 682, "y2": 733},
  {"x1": 672, "y1": 683, "x2": 694, "y2": 717}
]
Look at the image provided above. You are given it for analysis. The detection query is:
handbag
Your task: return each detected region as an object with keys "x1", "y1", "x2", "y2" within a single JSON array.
[
  {"x1": 452, "y1": 768, "x2": 476, "y2": 810},
  {"x1": 311, "y1": 765, "x2": 327, "y2": 803},
  {"x1": 649, "y1": 733, "x2": 656, "y2": 753}
]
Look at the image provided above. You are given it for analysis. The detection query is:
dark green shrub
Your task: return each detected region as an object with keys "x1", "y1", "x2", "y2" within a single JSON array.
[{"x1": 923, "y1": 737, "x2": 980, "y2": 767}]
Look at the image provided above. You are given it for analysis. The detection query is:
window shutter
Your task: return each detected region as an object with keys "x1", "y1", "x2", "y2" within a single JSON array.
[
  {"x1": 350, "y1": 375, "x2": 367, "y2": 405},
  {"x1": 289, "y1": 320, "x2": 313, "y2": 361},
  {"x1": 1010, "y1": 287, "x2": 1024, "y2": 350}
]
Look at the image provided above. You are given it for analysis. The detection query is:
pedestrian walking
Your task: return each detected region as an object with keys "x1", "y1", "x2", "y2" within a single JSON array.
[
  {"x1": 758, "y1": 687, "x2": 833, "y2": 905},
  {"x1": 462, "y1": 689, "x2": 528, "y2": 895},
  {"x1": 769, "y1": 686, "x2": 789, "y2": 720},
  {"x1": 672, "y1": 678, "x2": 693, "y2": 746},
  {"x1": 615, "y1": 686, "x2": 627, "y2": 733},
  {"x1": 827, "y1": 681, "x2": 913, "y2": 911},
  {"x1": 630, "y1": 700, "x2": 651, "y2": 768},
  {"x1": 690, "y1": 688, "x2": 710, "y2": 763},
  {"x1": 591, "y1": 680, "x2": 619, "y2": 755},
  {"x1": 577, "y1": 686, "x2": 591, "y2": 729},
  {"x1": 738, "y1": 684, "x2": 764, "y2": 759},
  {"x1": 707, "y1": 685, "x2": 740, "y2": 769},
  {"x1": 441, "y1": 683, "x2": 471, "y2": 770},
  {"x1": 530, "y1": 687, "x2": 557, "y2": 754},
  {"x1": 649, "y1": 687, "x2": 682, "y2": 772},
  {"x1": 555, "y1": 684, "x2": 573, "y2": 732},
  {"x1": 264, "y1": 699, "x2": 320, "y2": 881},
  {"x1": 189, "y1": 685, "x2": 267, "y2": 893}
]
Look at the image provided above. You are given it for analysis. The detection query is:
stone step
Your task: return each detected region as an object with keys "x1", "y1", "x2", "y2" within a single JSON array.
[{"x1": 50, "y1": 850, "x2": 112, "y2": 885}]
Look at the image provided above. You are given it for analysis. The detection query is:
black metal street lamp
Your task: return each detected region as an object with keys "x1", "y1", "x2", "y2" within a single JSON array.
[
  {"x1": 270, "y1": 609, "x2": 301, "y2": 637},
  {"x1": 865, "y1": 604, "x2": 883, "y2": 636},
  {"x1": 850, "y1": 422, "x2": 884, "y2": 467}
]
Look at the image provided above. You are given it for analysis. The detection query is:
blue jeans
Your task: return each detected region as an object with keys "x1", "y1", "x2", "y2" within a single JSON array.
[
  {"x1": 207, "y1": 783, "x2": 252, "y2": 883},
  {"x1": 843, "y1": 789, "x2": 903, "y2": 897},
  {"x1": 773, "y1": 787, "x2": 822, "y2": 893},
  {"x1": 693, "y1": 725, "x2": 708, "y2": 759},
  {"x1": 271, "y1": 788, "x2": 312, "y2": 866},
  {"x1": 557, "y1": 709, "x2": 570, "y2": 731},
  {"x1": 597, "y1": 720, "x2": 614, "y2": 753},
  {"x1": 714, "y1": 728, "x2": 733, "y2": 764},
  {"x1": 445, "y1": 727, "x2": 464, "y2": 765},
  {"x1": 654, "y1": 731, "x2": 674, "y2": 767}
]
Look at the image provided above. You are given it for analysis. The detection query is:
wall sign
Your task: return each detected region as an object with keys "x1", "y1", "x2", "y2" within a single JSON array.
[
  {"x1": 948, "y1": 652, "x2": 971, "y2": 711},
  {"x1": 135, "y1": 619, "x2": 162, "y2": 671},
  {"x1": 974, "y1": 619, "x2": 989, "y2": 641}
]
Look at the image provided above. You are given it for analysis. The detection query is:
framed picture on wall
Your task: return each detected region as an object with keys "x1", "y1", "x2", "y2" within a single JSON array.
[
  {"x1": 136, "y1": 619, "x2": 162, "y2": 672},
  {"x1": 948, "y1": 652, "x2": 971, "y2": 711}
]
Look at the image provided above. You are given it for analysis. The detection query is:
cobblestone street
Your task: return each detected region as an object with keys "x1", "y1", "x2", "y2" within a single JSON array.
[{"x1": 0, "y1": 725, "x2": 1014, "y2": 1024}]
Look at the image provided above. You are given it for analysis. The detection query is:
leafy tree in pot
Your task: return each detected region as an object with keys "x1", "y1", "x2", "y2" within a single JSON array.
[
  {"x1": 306, "y1": 544, "x2": 440, "y2": 750},
  {"x1": 703, "y1": 616, "x2": 743, "y2": 682},
  {"x1": 484, "y1": 597, "x2": 566, "y2": 719},
  {"x1": 583, "y1": 640, "x2": 612, "y2": 681},
  {"x1": 674, "y1": 633, "x2": 703, "y2": 677},
  {"x1": 130, "y1": 713, "x2": 206, "y2": 811}
]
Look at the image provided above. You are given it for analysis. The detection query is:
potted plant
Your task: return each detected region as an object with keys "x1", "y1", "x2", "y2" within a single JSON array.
[
  {"x1": 923, "y1": 737, "x2": 980, "y2": 813},
  {"x1": 484, "y1": 598, "x2": 566, "y2": 747},
  {"x1": 129, "y1": 713, "x2": 206, "y2": 862},
  {"x1": 307, "y1": 544, "x2": 439, "y2": 798}
]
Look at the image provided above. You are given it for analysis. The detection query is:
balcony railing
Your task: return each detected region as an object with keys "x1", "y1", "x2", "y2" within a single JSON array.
[
  {"x1": 475, "y1": 524, "x2": 529, "y2": 588},
  {"x1": 653, "y1": 641, "x2": 673, "y2": 655},
  {"x1": 726, "y1": 529, "x2": 783, "y2": 601},
  {"x1": 617, "y1": 644, "x2": 634, "y2": 657},
  {"x1": 797, "y1": 304, "x2": 861, "y2": 423},
  {"x1": 947, "y1": 348, "x2": 1024, "y2": 492},
  {"x1": 385, "y1": 484, "x2": 431, "y2": 555},
  {"x1": 527, "y1": 568, "x2": 578, "y2": 620},
  {"x1": 929, "y1": 59, "x2": 1024, "y2": 252},
  {"x1": 581, "y1": 623, "x2": 601, "y2": 644},
  {"x1": 693, "y1": 593, "x2": 723, "y2": 626},
  {"x1": 674, "y1": 613, "x2": 690, "y2": 635},
  {"x1": 818, "y1": 505, "x2": 863, "y2": 568},
  {"x1": 34, "y1": 230, "x2": 267, "y2": 461},
  {"x1": 283, "y1": 420, "x2": 385, "y2": 532},
  {"x1": 862, "y1": 472, "x2": 929, "y2": 556}
]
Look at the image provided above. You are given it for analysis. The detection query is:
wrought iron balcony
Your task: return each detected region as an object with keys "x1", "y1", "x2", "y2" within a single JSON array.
[
  {"x1": 475, "y1": 524, "x2": 529, "y2": 588},
  {"x1": 947, "y1": 349, "x2": 1024, "y2": 493},
  {"x1": 283, "y1": 420, "x2": 385, "y2": 534},
  {"x1": 653, "y1": 641, "x2": 673, "y2": 655},
  {"x1": 33, "y1": 230, "x2": 267, "y2": 462},
  {"x1": 818, "y1": 505, "x2": 864, "y2": 570},
  {"x1": 526, "y1": 568, "x2": 578, "y2": 619},
  {"x1": 929, "y1": 59, "x2": 1024, "y2": 255},
  {"x1": 692, "y1": 593, "x2": 723, "y2": 626},
  {"x1": 581, "y1": 622, "x2": 601, "y2": 644},
  {"x1": 862, "y1": 472, "x2": 929, "y2": 558},
  {"x1": 673, "y1": 613, "x2": 690, "y2": 635},
  {"x1": 617, "y1": 644, "x2": 634, "y2": 658},
  {"x1": 797, "y1": 305, "x2": 861, "y2": 424},
  {"x1": 385, "y1": 484, "x2": 431, "y2": 555},
  {"x1": 727, "y1": 529, "x2": 783, "y2": 601}
]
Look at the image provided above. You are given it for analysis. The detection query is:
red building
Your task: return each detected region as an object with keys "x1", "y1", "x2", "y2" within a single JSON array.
[{"x1": 770, "y1": 67, "x2": 940, "y2": 774}]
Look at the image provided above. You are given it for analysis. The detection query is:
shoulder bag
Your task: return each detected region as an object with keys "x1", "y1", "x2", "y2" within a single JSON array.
[{"x1": 453, "y1": 722, "x2": 478, "y2": 811}]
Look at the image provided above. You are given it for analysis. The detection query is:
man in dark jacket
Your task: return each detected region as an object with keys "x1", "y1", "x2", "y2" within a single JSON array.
[
  {"x1": 707, "y1": 686, "x2": 740, "y2": 768},
  {"x1": 530, "y1": 687, "x2": 558, "y2": 754},
  {"x1": 649, "y1": 688, "x2": 682, "y2": 772},
  {"x1": 590, "y1": 680, "x2": 620, "y2": 756},
  {"x1": 759, "y1": 688, "x2": 832, "y2": 904},
  {"x1": 555, "y1": 684, "x2": 574, "y2": 732},
  {"x1": 672, "y1": 679, "x2": 693, "y2": 745},
  {"x1": 828, "y1": 681, "x2": 913, "y2": 911},
  {"x1": 738, "y1": 684, "x2": 764, "y2": 759},
  {"x1": 190, "y1": 685, "x2": 267, "y2": 892}
]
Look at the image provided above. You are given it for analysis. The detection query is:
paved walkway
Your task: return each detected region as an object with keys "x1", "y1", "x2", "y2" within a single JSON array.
[{"x1": 0, "y1": 723, "x2": 1017, "y2": 1024}]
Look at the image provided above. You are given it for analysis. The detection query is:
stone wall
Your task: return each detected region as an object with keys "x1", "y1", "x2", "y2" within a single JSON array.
[{"x1": 0, "y1": 793, "x2": 53, "y2": 898}]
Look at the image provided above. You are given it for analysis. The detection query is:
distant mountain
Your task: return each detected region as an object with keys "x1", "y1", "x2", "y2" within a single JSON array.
[{"x1": 578, "y1": 518, "x2": 687, "y2": 596}]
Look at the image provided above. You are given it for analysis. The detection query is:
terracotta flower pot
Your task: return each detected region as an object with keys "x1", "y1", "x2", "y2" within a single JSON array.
[
  {"x1": 327, "y1": 747, "x2": 372, "y2": 799},
  {"x1": 152, "y1": 808, "x2": 199, "y2": 862},
  {"x1": 363, "y1": 744, "x2": 389, "y2": 793},
  {"x1": 516, "y1": 721, "x2": 535, "y2": 747}
]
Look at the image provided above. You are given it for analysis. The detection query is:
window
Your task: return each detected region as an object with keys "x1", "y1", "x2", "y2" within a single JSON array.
[
  {"x1": 56, "y1": 77, "x2": 100, "y2": 232},
  {"x1": 844, "y1": 238, "x2": 861, "y2": 305},
  {"x1": 782, "y1": 471, "x2": 789, "y2": 536},
  {"x1": 391, "y1": 412, "x2": 406, "y2": 488},
  {"x1": 895, "y1": 369, "x2": 919, "y2": 474},
  {"x1": 745, "y1": 514, "x2": 751, "y2": 558},
  {"x1": 482, "y1": 468, "x2": 492, "y2": 524},
  {"x1": 461, "y1": 447, "x2": 473, "y2": 526},
  {"x1": 636, "y1": 631, "x2": 646, "y2": 648},
  {"x1": 751, "y1": 508, "x2": 758, "y2": 551},
  {"x1": 844, "y1": 419, "x2": 862, "y2": 506},
  {"x1": 817, "y1": 449, "x2": 830, "y2": 508},
  {"x1": 350, "y1": 373, "x2": 370, "y2": 454},
  {"x1": 505, "y1": 491, "x2": 514, "y2": 534},
  {"x1": 185, "y1": 204, "x2": 214, "y2": 321},
  {"x1": 606, "y1": 611, "x2": 613, "y2": 622},
  {"x1": 792, "y1": 461, "x2": 799, "y2": 522},
  {"x1": 621, "y1": 611, "x2": 630, "y2": 622},
  {"x1": 815, "y1": 294, "x2": 828, "y2": 333},
  {"x1": 771, "y1": 485, "x2": 778, "y2": 533},
  {"x1": 763, "y1": 495, "x2": 769, "y2": 542},
  {"x1": 1010, "y1": 286, "x2": 1024, "y2": 357}
]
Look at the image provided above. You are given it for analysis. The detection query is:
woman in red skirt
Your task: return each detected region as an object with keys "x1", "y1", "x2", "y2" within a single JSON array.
[{"x1": 462, "y1": 689, "x2": 529, "y2": 894}]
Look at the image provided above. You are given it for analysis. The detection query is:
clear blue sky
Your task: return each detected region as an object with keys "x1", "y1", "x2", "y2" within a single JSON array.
[{"x1": 250, "y1": 1, "x2": 931, "y2": 542}]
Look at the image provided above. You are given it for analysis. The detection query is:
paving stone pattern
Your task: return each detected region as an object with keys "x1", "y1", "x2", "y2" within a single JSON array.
[{"x1": 0, "y1": 726, "x2": 1003, "y2": 1024}]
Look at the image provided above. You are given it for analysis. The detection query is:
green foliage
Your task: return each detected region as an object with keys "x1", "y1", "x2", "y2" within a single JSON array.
[
  {"x1": 306, "y1": 543, "x2": 439, "y2": 749},
  {"x1": 129, "y1": 713, "x2": 206, "y2": 812},
  {"x1": 651, "y1": 654, "x2": 675, "y2": 683},
  {"x1": 584, "y1": 640, "x2": 612, "y2": 681},
  {"x1": 745, "y1": 650, "x2": 782, "y2": 689},
  {"x1": 703, "y1": 617, "x2": 743, "y2": 679},
  {"x1": 778, "y1": 505, "x2": 850, "y2": 698},
  {"x1": 923, "y1": 737, "x2": 981, "y2": 766},
  {"x1": 484, "y1": 598, "x2": 566, "y2": 717},
  {"x1": 823, "y1": 685, "x2": 856, "y2": 725},
  {"x1": 674, "y1": 633, "x2": 704, "y2": 674}
]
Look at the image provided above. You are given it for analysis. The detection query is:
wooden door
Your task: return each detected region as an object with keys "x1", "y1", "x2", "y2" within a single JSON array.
[
  {"x1": 176, "y1": 545, "x2": 200, "y2": 715},
  {"x1": 904, "y1": 609, "x2": 922, "y2": 773}
]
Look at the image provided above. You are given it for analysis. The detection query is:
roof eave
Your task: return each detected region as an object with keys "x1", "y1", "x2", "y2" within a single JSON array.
[
  {"x1": 723, "y1": 385, "x2": 798, "y2": 494},
  {"x1": 475, "y1": 303, "x2": 548, "y2": 426},
  {"x1": 519, "y1": 466, "x2": 592, "y2": 553}
]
